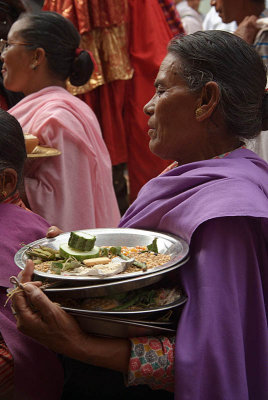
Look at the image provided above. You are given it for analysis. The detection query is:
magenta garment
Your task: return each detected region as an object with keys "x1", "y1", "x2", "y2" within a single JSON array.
[
  {"x1": 9, "y1": 86, "x2": 120, "y2": 231},
  {"x1": 0, "y1": 203, "x2": 64, "y2": 400},
  {"x1": 119, "y1": 148, "x2": 268, "y2": 399}
]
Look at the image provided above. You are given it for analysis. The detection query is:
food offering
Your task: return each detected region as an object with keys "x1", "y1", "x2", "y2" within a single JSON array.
[
  {"x1": 14, "y1": 228, "x2": 189, "y2": 337},
  {"x1": 24, "y1": 132, "x2": 61, "y2": 158},
  {"x1": 24, "y1": 133, "x2": 39, "y2": 153},
  {"x1": 25, "y1": 231, "x2": 172, "y2": 278},
  {"x1": 15, "y1": 228, "x2": 189, "y2": 282}
]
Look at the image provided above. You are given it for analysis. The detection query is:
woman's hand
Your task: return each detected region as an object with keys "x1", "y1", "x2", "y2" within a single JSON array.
[
  {"x1": 12, "y1": 260, "x2": 89, "y2": 358},
  {"x1": 11, "y1": 260, "x2": 131, "y2": 372},
  {"x1": 46, "y1": 225, "x2": 64, "y2": 238}
]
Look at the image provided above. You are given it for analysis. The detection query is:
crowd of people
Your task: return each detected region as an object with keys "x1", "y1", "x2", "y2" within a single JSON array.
[{"x1": 0, "y1": 1, "x2": 267, "y2": 400}]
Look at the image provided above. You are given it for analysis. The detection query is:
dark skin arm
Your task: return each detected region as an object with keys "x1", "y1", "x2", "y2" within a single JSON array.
[
  {"x1": 12, "y1": 260, "x2": 131, "y2": 373},
  {"x1": 234, "y1": 15, "x2": 259, "y2": 44}
]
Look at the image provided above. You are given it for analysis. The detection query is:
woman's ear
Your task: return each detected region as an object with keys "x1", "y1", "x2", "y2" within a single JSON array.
[
  {"x1": 195, "y1": 81, "x2": 220, "y2": 122},
  {"x1": 31, "y1": 47, "x2": 46, "y2": 70},
  {"x1": 1, "y1": 168, "x2": 18, "y2": 198}
]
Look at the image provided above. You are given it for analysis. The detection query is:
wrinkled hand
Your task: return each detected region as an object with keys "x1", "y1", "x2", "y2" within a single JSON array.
[
  {"x1": 46, "y1": 225, "x2": 64, "y2": 238},
  {"x1": 12, "y1": 260, "x2": 88, "y2": 357},
  {"x1": 234, "y1": 16, "x2": 259, "y2": 44}
]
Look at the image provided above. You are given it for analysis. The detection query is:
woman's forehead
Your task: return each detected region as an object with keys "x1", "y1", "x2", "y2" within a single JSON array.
[
  {"x1": 156, "y1": 53, "x2": 182, "y2": 83},
  {"x1": 8, "y1": 17, "x2": 28, "y2": 38}
]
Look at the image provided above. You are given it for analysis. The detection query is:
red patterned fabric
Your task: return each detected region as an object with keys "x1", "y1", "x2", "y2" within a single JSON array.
[
  {"x1": 0, "y1": 334, "x2": 13, "y2": 397},
  {"x1": 158, "y1": 0, "x2": 185, "y2": 35}
]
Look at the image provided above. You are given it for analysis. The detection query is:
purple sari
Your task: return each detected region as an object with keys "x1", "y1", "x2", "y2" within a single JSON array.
[
  {"x1": 0, "y1": 203, "x2": 64, "y2": 399},
  {"x1": 120, "y1": 148, "x2": 268, "y2": 400}
]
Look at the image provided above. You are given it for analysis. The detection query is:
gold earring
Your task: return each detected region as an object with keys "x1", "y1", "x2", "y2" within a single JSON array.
[
  {"x1": 1, "y1": 190, "x2": 7, "y2": 198},
  {"x1": 195, "y1": 108, "x2": 203, "y2": 118},
  {"x1": 31, "y1": 62, "x2": 38, "y2": 70}
]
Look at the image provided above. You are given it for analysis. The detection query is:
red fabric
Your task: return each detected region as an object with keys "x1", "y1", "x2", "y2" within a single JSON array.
[
  {"x1": 81, "y1": 0, "x2": 173, "y2": 201},
  {"x1": 0, "y1": 334, "x2": 13, "y2": 397},
  {"x1": 46, "y1": 0, "x2": 175, "y2": 201},
  {"x1": 122, "y1": 0, "x2": 173, "y2": 201},
  {"x1": 0, "y1": 93, "x2": 8, "y2": 110}
]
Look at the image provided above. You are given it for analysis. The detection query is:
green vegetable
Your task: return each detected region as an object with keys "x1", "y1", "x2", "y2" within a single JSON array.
[
  {"x1": 61, "y1": 260, "x2": 81, "y2": 272},
  {"x1": 147, "y1": 238, "x2": 158, "y2": 253},
  {"x1": 68, "y1": 231, "x2": 96, "y2": 251},
  {"x1": 109, "y1": 246, "x2": 121, "y2": 255},
  {"x1": 59, "y1": 243, "x2": 100, "y2": 261},
  {"x1": 26, "y1": 245, "x2": 61, "y2": 261},
  {"x1": 99, "y1": 247, "x2": 109, "y2": 257},
  {"x1": 119, "y1": 253, "x2": 147, "y2": 271},
  {"x1": 51, "y1": 261, "x2": 64, "y2": 274}
]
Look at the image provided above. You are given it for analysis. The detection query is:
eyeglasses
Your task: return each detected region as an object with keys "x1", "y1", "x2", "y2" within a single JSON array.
[{"x1": 0, "y1": 38, "x2": 30, "y2": 54}]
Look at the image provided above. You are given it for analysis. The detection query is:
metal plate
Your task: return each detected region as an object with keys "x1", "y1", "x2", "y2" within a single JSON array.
[
  {"x1": 61, "y1": 294, "x2": 187, "y2": 318},
  {"x1": 67, "y1": 312, "x2": 177, "y2": 338},
  {"x1": 14, "y1": 228, "x2": 189, "y2": 283},
  {"x1": 44, "y1": 258, "x2": 189, "y2": 298}
]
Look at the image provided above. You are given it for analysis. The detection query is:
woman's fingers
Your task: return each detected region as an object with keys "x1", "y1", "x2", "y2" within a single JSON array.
[
  {"x1": 11, "y1": 283, "x2": 86, "y2": 356},
  {"x1": 46, "y1": 225, "x2": 64, "y2": 238},
  {"x1": 19, "y1": 259, "x2": 35, "y2": 283}
]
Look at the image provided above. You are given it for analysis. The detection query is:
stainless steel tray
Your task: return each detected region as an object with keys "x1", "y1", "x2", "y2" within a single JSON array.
[
  {"x1": 44, "y1": 257, "x2": 189, "y2": 298},
  {"x1": 61, "y1": 294, "x2": 187, "y2": 319},
  {"x1": 14, "y1": 228, "x2": 189, "y2": 283},
  {"x1": 67, "y1": 312, "x2": 177, "y2": 338}
]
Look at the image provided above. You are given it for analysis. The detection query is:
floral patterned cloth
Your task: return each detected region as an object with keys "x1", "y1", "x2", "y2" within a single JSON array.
[{"x1": 128, "y1": 336, "x2": 175, "y2": 391}]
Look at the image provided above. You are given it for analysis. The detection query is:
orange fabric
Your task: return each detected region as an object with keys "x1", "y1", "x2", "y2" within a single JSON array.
[{"x1": 43, "y1": 0, "x2": 128, "y2": 34}]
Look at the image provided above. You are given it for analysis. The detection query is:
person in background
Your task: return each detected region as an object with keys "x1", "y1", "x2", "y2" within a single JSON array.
[
  {"x1": 202, "y1": 5, "x2": 237, "y2": 31},
  {"x1": 11, "y1": 31, "x2": 268, "y2": 400},
  {"x1": 175, "y1": 0, "x2": 203, "y2": 33},
  {"x1": 210, "y1": 0, "x2": 268, "y2": 163},
  {"x1": 0, "y1": 0, "x2": 25, "y2": 110},
  {"x1": 2, "y1": 11, "x2": 120, "y2": 231},
  {"x1": 43, "y1": 0, "x2": 184, "y2": 211},
  {"x1": 211, "y1": 0, "x2": 268, "y2": 61},
  {"x1": 0, "y1": 109, "x2": 63, "y2": 399}
]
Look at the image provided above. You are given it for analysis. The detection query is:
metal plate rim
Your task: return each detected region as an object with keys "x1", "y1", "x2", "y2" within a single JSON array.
[{"x1": 61, "y1": 294, "x2": 187, "y2": 316}]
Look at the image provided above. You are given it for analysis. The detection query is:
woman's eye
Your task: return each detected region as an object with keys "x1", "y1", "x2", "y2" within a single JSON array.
[{"x1": 156, "y1": 89, "x2": 165, "y2": 96}]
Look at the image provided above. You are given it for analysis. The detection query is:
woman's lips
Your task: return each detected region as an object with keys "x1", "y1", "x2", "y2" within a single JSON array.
[{"x1": 148, "y1": 128, "x2": 156, "y2": 139}]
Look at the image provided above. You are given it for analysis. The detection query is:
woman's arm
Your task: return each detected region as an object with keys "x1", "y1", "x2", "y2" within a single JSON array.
[
  {"x1": 12, "y1": 261, "x2": 131, "y2": 373},
  {"x1": 12, "y1": 260, "x2": 176, "y2": 390}
]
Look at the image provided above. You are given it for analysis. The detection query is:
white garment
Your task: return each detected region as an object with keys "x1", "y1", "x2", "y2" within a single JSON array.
[
  {"x1": 247, "y1": 9, "x2": 268, "y2": 163},
  {"x1": 176, "y1": 1, "x2": 203, "y2": 34},
  {"x1": 203, "y1": 6, "x2": 237, "y2": 32},
  {"x1": 247, "y1": 133, "x2": 268, "y2": 163}
]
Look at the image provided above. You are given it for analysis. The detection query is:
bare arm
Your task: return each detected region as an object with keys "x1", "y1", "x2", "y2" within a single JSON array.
[
  {"x1": 234, "y1": 15, "x2": 259, "y2": 44},
  {"x1": 12, "y1": 260, "x2": 131, "y2": 373}
]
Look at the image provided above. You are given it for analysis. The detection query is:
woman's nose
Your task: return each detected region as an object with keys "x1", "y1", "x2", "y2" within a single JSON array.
[
  {"x1": 143, "y1": 98, "x2": 155, "y2": 116},
  {"x1": 210, "y1": 0, "x2": 216, "y2": 6}
]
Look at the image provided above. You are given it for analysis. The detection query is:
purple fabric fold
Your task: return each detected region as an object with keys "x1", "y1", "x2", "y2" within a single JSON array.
[
  {"x1": 0, "y1": 203, "x2": 64, "y2": 399},
  {"x1": 120, "y1": 148, "x2": 268, "y2": 399}
]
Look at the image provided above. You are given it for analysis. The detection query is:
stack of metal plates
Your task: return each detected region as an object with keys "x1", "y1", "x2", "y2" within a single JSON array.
[{"x1": 14, "y1": 228, "x2": 189, "y2": 338}]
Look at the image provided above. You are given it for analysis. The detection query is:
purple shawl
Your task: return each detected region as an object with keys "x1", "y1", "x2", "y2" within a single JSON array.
[
  {"x1": 120, "y1": 149, "x2": 268, "y2": 399},
  {"x1": 0, "y1": 203, "x2": 64, "y2": 399}
]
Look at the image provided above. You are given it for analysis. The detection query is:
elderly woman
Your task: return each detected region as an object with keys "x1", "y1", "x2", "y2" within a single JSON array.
[
  {"x1": 1, "y1": 11, "x2": 120, "y2": 231},
  {"x1": 11, "y1": 31, "x2": 268, "y2": 400},
  {"x1": 0, "y1": 109, "x2": 63, "y2": 399}
]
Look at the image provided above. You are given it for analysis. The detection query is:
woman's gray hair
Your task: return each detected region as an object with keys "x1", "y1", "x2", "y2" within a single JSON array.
[{"x1": 168, "y1": 30, "x2": 268, "y2": 139}]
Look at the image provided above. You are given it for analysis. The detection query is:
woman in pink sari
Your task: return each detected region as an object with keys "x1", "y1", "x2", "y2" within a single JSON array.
[{"x1": 2, "y1": 11, "x2": 120, "y2": 231}]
